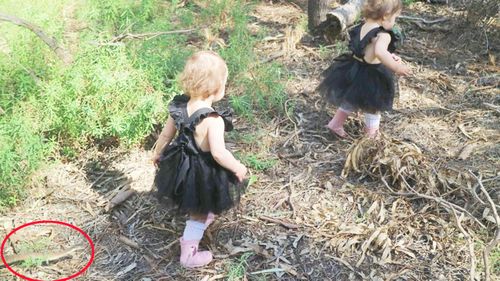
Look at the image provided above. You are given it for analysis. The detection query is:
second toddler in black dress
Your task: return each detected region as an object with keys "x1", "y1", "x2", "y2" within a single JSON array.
[{"x1": 318, "y1": 0, "x2": 411, "y2": 138}]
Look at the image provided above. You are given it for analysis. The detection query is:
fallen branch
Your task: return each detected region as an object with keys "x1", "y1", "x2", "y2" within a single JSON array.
[
  {"x1": 118, "y1": 235, "x2": 141, "y2": 250},
  {"x1": 483, "y1": 102, "x2": 500, "y2": 114},
  {"x1": 326, "y1": 254, "x2": 367, "y2": 279},
  {"x1": 410, "y1": 21, "x2": 451, "y2": 32},
  {"x1": 398, "y1": 15, "x2": 448, "y2": 24},
  {"x1": 452, "y1": 209, "x2": 476, "y2": 281},
  {"x1": 259, "y1": 215, "x2": 300, "y2": 229},
  {"x1": 2, "y1": 246, "x2": 83, "y2": 266},
  {"x1": 107, "y1": 28, "x2": 197, "y2": 43},
  {"x1": 469, "y1": 85, "x2": 498, "y2": 93},
  {"x1": 0, "y1": 12, "x2": 72, "y2": 64},
  {"x1": 106, "y1": 188, "x2": 135, "y2": 211},
  {"x1": 470, "y1": 171, "x2": 500, "y2": 281},
  {"x1": 380, "y1": 174, "x2": 487, "y2": 229}
]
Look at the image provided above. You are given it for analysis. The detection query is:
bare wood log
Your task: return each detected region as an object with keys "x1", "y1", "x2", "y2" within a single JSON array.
[
  {"x1": 0, "y1": 12, "x2": 72, "y2": 64},
  {"x1": 307, "y1": 0, "x2": 336, "y2": 32},
  {"x1": 323, "y1": 0, "x2": 365, "y2": 40}
]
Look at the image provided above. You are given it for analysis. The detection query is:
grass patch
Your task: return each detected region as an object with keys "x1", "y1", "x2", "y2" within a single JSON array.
[
  {"x1": 238, "y1": 153, "x2": 276, "y2": 171},
  {"x1": 20, "y1": 257, "x2": 47, "y2": 268},
  {"x1": 227, "y1": 252, "x2": 253, "y2": 281},
  {"x1": 491, "y1": 246, "x2": 500, "y2": 275}
]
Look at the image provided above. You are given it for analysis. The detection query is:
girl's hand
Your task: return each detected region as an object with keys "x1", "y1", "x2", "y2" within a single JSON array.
[
  {"x1": 391, "y1": 54, "x2": 401, "y2": 62},
  {"x1": 395, "y1": 63, "x2": 412, "y2": 76},
  {"x1": 151, "y1": 153, "x2": 161, "y2": 167},
  {"x1": 234, "y1": 163, "x2": 248, "y2": 183}
]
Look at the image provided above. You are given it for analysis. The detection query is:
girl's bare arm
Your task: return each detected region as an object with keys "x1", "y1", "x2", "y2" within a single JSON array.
[
  {"x1": 153, "y1": 116, "x2": 177, "y2": 158},
  {"x1": 207, "y1": 116, "x2": 247, "y2": 181},
  {"x1": 374, "y1": 33, "x2": 411, "y2": 76}
]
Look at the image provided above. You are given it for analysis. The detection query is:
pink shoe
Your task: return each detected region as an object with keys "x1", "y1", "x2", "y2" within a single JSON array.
[
  {"x1": 179, "y1": 238, "x2": 213, "y2": 268},
  {"x1": 205, "y1": 212, "x2": 215, "y2": 227},
  {"x1": 326, "y1": 109, "x2": 350, "y2": 138},
  {"x1": 365, "y1": 127, "x2": 379, "y2": 138}
]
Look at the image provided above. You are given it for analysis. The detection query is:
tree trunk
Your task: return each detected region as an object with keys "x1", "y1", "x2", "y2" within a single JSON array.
[
  {"x1": 308, "y1": 0, "x2": 335, "y2": 33},
  {"x1": 0, "y1": 12, "x2": 72, "y2": 64},
  {"x1": 322, "y1": 0, "x2": 365, "y2": 41}
]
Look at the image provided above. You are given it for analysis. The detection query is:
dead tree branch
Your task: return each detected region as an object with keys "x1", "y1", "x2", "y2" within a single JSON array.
[
  {"x1": 470, "y1": 171, "x2": 500, "y2": 281},
  {"x1": 398, "y1": 15, "x2": 448, "y2": 24},
  {"x1": 0, "y1": 12, "x2": 72, "y2": 64},
  {"x1": 109, "y1": 28, "x2": 197, "y2": 43}
]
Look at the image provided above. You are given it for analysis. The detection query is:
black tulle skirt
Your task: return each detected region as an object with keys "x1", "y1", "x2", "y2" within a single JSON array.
[
  {"x1": 318, "y1": 54, "x2": 397, "y2": 113},
  {"x1": 154, "y1": 144, "x2": 243, "y2": 215}
]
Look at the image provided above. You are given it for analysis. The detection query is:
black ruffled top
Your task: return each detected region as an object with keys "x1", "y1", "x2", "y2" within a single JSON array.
[
  {"x1": 154, "y1": 94, "x2": 243, "y2": 215},
  {"x1": 348, "y1": 24, "x2": 399, "y2": 62}
]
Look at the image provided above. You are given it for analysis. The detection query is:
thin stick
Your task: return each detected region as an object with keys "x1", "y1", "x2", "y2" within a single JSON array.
[
  {"x1": 109, "y1": 28, "x2": 197, "y2": 43},
  {"x1": 259, "y1": 215, "x2": 300, "y2": 229},
  {"x1": 452, "y1": 209, "x2": 476, "y2": 281},
  {"x1": 398, "y1": 15, "x2": 448, "y2": 24},
  {"x1": 470, "y1": 171, "x2": 500, "y2": 281},
  {"x1": 2, "y1": 246, "x2": 83, "y2": 266},
  {"x1": 483, "y1": 103, "x2": 500, "y2": 114},
  {"x1": 399, "y1": 176, "x2": 486, "y2": 229},
  {"x1": 468, "y1": 85, "x2": 497, "y2": 93},
  {"x1": 325, "y1": 254, "x2": 367, "y2": 279}
]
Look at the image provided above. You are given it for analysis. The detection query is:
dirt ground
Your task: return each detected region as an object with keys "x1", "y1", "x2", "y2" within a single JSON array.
[{"x1": 1, "y1": 1, "x2": 498, "y2": 280}]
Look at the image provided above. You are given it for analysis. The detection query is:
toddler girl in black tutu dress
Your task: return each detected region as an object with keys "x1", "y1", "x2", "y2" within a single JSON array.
[
  {"x1": 318, "y1": 0, "x2": 411, "y2": 138},
  {"x1": 152, "y1": 51, "x2": 247, "y2": 268}
]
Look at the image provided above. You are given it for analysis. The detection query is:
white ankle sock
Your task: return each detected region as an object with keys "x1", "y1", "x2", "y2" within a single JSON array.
[
  {"x1": 364, "y1": 113, "x2": 381, "y2": 129},
  {"x1": 182, "y1": 220, "x2": 207, "y2": 241},
  {"x1": 339, "y1": 107, "x2": 353, "y2": 115}
]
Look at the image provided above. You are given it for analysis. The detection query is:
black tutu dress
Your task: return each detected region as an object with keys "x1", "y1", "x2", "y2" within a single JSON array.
[
  {"x1": 318, "y1": 24, "x2": 400, "y2": 113},
  {"x1": 154, "y1": 95, "x2": 244, "y2": 215}
]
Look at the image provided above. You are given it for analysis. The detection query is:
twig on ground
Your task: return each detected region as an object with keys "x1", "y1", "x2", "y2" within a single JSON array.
[
  {"x1": 286, "y1": 174, "x2": 297, "y2": 218},
  {"x1": 451, "y1": 209, "x2": 477, "y2": 281},
  {"x1": 469, "y1": 171, "x2": 500, "y2": 281},
  {"x1": 398, "y1": 15, "x2": 448, "y2": 24},
  {"x1": 118, "y1": 235, "x2": 141, "y2": 250},
  {"x1": 399, "y1": 176, "x2": 486, "y2": 229},
  {"x1": 469, "y1": 85, "x2": 498, "y2": 93},
  {"x1": 108, "y1": 28, "x2": 197, "y2": 43},
  {"x1": 483, "y1": 102, "x2": 500, "y2": 114},
  {"x1": 2, "y1": 246, "x2": 83, "y2": 266},
  {"x1": 326, "y1": 254, "x2": 367, "y2": 279},
  {"x1": 259, "y1": 215, "x2": 300, "y2": 229}
]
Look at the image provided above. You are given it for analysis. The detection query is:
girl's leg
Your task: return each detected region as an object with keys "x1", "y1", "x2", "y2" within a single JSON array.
[
  {"x1": 205, "y1": 212, "x2": 216, "y2": 227},
  {"x1": 364, "y1": 112, "x2": 381, "y2": 138},
  {"x1": 179, "y1": 213, "x2": 213, "y2": 268},
  {"x1": 326, "y1": 107, "x2": 352, "y2": 138}
]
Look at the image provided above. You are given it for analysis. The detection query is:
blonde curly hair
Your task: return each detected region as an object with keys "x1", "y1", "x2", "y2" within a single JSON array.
[
  {"x1": 362, "y1": 0, "x2": 403, "y2": 20},
  {"x1": 179, "y1": 51, "x2": 228, "y2": 99}
]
